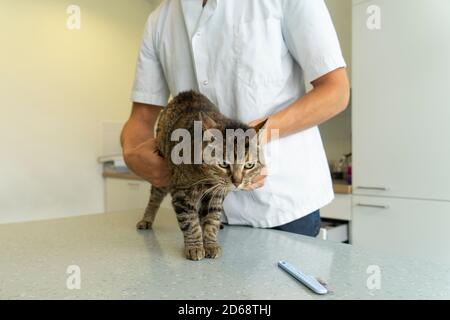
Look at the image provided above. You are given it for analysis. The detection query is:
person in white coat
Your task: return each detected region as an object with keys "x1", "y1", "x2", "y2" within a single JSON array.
[{"x1": 121, "y1": 0, "x2": 350, "y2": 236}]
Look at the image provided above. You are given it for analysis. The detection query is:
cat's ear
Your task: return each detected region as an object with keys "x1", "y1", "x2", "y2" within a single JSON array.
[
  {"x1": 251, "y1": 118, "x2": 268, "y2": 134},
  {"x1": 199, "y1": 112, "x2": 217, "y2": 130}
]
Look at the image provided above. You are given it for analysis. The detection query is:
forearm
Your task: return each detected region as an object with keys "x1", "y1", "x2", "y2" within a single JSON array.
[
  {"x1": 266, "y1": 68, "x2": 350, "y2": 140},
  {"x1": 121, "y1": 103, "x2": 163, "y2": 152},
  {"x1": 120, "y1": 102, "x2": 170, "y2": 186}
]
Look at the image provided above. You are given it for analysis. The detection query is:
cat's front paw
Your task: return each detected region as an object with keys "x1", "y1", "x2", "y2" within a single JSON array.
[
  {"x1": 185, "y1": 245, "x2": 205, "y2": 261},
  {"x1": 136, "y1": 220, "x2": 153, "y2": 230},
  {"x1": 204, "y1": 244, "x2": 222, "y2": 259}
]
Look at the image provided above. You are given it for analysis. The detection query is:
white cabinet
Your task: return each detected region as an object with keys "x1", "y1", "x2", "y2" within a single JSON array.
[
  {"x1": 104, "y1": 178, "x2": 172, "y2": 213},
  {"x1": 321, "y1": 194, "x2": 352, "y2": 221},
  {"x1": 352, "y1": 196, "x2": 450, "y2": 264},
  {"x1": 352, "y1": 0, "x2": 450, "y2": 263},
  {"x1": 352, "y1": 0, "x2": 450, "y2": 201}
]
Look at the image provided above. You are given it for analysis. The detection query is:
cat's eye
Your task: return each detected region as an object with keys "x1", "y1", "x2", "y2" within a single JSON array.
[
  {"x1": 218, "y1": 162, "x2": 230, "y2": 169},
  {"x1": 244, "y1": 162, "x2": 256, "y2": 170}
]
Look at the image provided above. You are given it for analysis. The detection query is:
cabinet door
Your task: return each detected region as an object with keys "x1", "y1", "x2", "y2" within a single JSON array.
[
  {"x1": 105, "y1": 178, "x2": 172, "y2": 212},
  {"x1": 105, "y1": 179, "x2": 150, "y2": 212},
  {"x1": 352, "y1": 196, "x2": 450, "y2": 264},
  {"x1": 352, "y1": 0, "x2": 450, "y2": 200},
  {"x1": 321, "y1": 195, "x2": 352, "y2": 221}
]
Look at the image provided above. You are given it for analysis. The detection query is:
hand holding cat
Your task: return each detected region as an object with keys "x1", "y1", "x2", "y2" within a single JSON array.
[
  {"x1": 248, "y1": 117, "x2": 272, "y2": 145},
  {"x1": 245, "y1": 166, "x2": 268, "y2": 190},
  {"x1": 245, "y1": 117, "x2": 271, "y2": 190},
  {"x1": 123, "y1": 138, "x2": 171, "y2": 187}
]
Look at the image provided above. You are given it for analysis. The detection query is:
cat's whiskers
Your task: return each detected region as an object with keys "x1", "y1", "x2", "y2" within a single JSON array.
[
  {"x1": 198, "y1": 183, "x2": 219, "y2": 204},
  {"x1": 202, "y1": 182, "x2": 223, "y2": 211},
  {"x1": 186, "y1": 177, "x2": 215, "y2": 188},
  {"x1": 208, "y1": 185, "x2": 223, "y2": 212},
  {"x1": 207, "y1": 182, "x2": 229, "y2": 212}
]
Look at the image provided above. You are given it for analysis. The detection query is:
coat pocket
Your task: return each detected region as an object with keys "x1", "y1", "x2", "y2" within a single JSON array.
[{"x1": 233, "y1": 17, "x2": 289, "y2": 107}]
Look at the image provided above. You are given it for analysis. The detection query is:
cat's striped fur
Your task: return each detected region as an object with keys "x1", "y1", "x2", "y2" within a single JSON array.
[{"x1": 137, "y1": 91, "x2": 265, "y2": 261}]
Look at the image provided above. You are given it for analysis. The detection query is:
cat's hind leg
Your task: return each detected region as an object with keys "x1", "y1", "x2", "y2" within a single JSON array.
[{"x1": 136, "y1": 186, "x2": 170, "y2": 230}]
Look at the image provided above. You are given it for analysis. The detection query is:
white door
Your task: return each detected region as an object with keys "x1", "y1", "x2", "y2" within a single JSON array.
[
  {"x1": 352, "y1": 0, "x2": 450, "y2": 201},
  {"x1": 352, "y1": 195, "x2": 450, "y2": 264}
]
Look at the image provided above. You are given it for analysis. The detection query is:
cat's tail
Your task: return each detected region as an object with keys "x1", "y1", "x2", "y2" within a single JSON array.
[{"x1": 136, "y1": 185, "x2": 170, "y2": 230}]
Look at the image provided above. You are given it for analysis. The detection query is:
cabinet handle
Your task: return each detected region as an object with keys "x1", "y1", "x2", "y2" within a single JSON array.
[
  {"x1": 356, "y1": 203, "x2": 390, "y2": 209},
  {"x1": 356, "y1": 186, "x2": 389, "y2": 191},
  {"x1": 127, "y1": 182, "x2": 140, "y2": 187}
]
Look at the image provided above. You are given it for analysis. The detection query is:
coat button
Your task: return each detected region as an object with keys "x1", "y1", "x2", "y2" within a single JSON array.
[{"x1": 203, "y1": 80, "x2": 209, "y2": 86}]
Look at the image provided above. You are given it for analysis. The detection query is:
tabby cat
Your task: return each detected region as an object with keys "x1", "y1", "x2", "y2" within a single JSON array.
[{"x1": 136, "y1": 91, "x2": 266, "y2": 261}]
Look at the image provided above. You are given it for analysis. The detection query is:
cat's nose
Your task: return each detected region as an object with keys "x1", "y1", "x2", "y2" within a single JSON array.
[{"x1": 231, "y1": 177, "x2": 242, "y2": 188}]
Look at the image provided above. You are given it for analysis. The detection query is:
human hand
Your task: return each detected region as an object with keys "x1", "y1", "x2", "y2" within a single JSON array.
[
  {"x1": 245, "y1": 118, "x2": 271, "y2": 190},
  {"x1": 248, "y1": 118, "x2": 271, "y2": 145},
  {"x1": 123, "y1": 138, "x2": 171, "y2": 187},
  {"x1": 244, "y1": 167, "x2": 268, "y2": 190}
]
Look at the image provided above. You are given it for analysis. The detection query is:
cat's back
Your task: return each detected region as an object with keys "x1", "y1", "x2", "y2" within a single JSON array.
[
  {"x1": 169, "y1": 90, "x2": 218, "y2": 115},
  {"x1": 155, "y1": 91, "x2": 221, "y2": 157}
]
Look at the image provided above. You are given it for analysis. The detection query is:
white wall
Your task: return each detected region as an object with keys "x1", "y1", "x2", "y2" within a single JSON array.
[
  {"x1": 321, "y1": 0, "x2": 352, "y2": 163},
  {"x1": 325, "y1": 0, "x2": 352, "y2": 82},
  {"x1": 0, "y1": 0, "x2": 160, "y2": 223}
]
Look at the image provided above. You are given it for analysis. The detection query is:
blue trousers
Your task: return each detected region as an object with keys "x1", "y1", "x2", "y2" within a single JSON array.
[{"x1": 272, "y1": 210, "x2": 321, "y2": 237}]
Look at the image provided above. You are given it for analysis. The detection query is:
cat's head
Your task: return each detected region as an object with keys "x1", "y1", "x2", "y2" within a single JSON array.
[{"x1": 199, "y1": 113, "x2": 267, "y2": 191}]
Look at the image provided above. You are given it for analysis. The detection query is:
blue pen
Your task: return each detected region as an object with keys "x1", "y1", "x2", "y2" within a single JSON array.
[{"x1": 278, "y1": 260, "x2": 328, "y2": 295}]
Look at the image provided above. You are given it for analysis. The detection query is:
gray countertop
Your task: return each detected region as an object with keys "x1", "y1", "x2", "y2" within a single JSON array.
[
  {"x1": 103, "y1": 170, "x2": 353, "y2": 194},
  {"x1": 1, "y1": 209, "x2": 449, "y2": 300}
]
